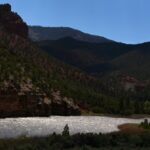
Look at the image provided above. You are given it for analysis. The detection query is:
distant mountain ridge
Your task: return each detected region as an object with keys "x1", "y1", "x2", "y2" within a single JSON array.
[
  {"x1": 36, "y1": 35, "x2": 150, "y2": 80},
  {"x1": 29, "y1": 26, "x2": 114, "y2": 43},
  {"x1": 36, "y1": 37, "x2": 133, "y2": 75}
]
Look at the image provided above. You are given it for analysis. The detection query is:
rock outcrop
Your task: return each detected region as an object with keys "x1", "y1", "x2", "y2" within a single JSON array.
[
  {"x1": 0, "y1": 77, "x2": 81, "y2": 117},
  {"x1": 0, "y1": 4, "x2": 28, "y2": 38}
]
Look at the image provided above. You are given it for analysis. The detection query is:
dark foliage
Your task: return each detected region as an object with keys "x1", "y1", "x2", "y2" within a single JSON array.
[{"x1": 0, "y1": 132, "x2": 150, "y2": 150}]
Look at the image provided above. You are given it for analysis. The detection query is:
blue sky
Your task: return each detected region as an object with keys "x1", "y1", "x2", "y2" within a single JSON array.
[{"x1": 0, "y1": 0, "x2": 149, "y2": 44}]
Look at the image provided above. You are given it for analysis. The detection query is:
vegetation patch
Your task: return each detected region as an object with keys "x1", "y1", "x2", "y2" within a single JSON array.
[
  {"x1": 0, "y1": 124, "x2": 150, "y2": 150},
  {"x1": 139, "y1": 119, "x2": 150, "y2": 129}
]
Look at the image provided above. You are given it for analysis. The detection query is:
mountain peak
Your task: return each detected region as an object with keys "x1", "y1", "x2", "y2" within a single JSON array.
[
  {"x1": 0, "y1": 3, "x2": 11, "y2": 12},
  {"x1": 0, "y1": 3, "x2": 28, "y2": 38},
  {"x1": 29, "y1": 26, "x2": 114, "y2": 43}
]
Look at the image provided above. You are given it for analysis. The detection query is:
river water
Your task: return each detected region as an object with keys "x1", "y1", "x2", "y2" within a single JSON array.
[{"x1": 0, "y1": 116, "x2": 148, "y2": 138}]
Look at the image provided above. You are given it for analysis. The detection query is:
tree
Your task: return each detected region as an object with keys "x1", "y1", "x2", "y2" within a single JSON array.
[
  {"x1": 144, "y1": 101, "x2": 150, "y2": 114},
  {"x1": 62, "y1": 124, "x2": 70, "y2": 136},
  {"x1": 140, "y1": 119, "x2": 150, "y2": 129}
]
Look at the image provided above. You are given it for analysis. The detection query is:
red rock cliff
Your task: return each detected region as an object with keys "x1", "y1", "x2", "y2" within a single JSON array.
[{"x1": 0, "y1": 4, "x2": 28, "y2": 38}]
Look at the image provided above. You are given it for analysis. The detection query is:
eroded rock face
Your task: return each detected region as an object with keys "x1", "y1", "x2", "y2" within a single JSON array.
[
  {"x1": 0, "y1": 79, "x2": 81, "y2": 117},
  {"x1": 0, "y1": 4, "x2": 28, "y2": 38},
  {"x1": 50, "y1": 90, "x2": 81, "y2": 115}
]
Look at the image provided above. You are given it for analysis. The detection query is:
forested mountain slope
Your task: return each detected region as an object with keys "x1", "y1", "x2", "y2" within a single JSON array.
[{"x1": 0, "y1": 3, "x2": 150, "y2": 117}]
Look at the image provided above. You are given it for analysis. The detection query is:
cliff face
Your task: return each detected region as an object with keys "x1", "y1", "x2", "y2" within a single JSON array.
[
  {"x1": 0, "y1": 4, "x2": 28, "y2": 38},
  {"x1": 0, "y1": 88, "x2": 80, "y2": 117}
]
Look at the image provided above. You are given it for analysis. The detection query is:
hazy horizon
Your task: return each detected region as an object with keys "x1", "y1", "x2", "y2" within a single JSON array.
[{"x1": 0, "y1": 0, "x2": 150, "y2": 44}]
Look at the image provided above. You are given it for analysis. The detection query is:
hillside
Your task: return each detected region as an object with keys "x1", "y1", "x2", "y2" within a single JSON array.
[
  {"x1": 30, "y1": 25, "x2": 150, "y2": 80},
  {"x1": 0, "y1": 3, "x2": 123, "y2": 117},
  {"x1": 0, "y1": 3, "x2": 150, "y2": 117},
  {"x1": 111, "y1": 42, "x2": 150, "y2": 80},
  {"x1": 36, "y1": 37, "x2": 134, "y2": 75},
  {"x1": 28, "y1": 26, "x2": 150, "y2": 115},
  {"x1": 0, "y1": 4, "x2": 96, "y2": 117},
  {"x1": 29, "y1": 26, "x2": 113, "y2": 43},
  {"x1": 36, "y1": 35, "x2": 150, "y2": 81}
]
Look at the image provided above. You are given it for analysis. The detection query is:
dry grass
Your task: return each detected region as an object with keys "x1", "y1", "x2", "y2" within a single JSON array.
[{"x1": 118, "y1": 123, "x2": 150, "y2": 134}]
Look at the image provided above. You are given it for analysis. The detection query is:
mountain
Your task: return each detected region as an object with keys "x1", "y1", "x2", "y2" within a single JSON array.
[
  {"x1": 29, "y1": 26, "x2": 114, "y2": 43},
  {"x1": 34, "y1": 36, "x2": 150, "y2": 115},
  {"x1": 0, "y1": 4, "x2": 92, "y2": 117},
  {"x1": 0, "y1": 3, "x2": 150, "y2": 117},
  {"x1": 35, "y1": 35, "x2": 150, "y2": 81},
  {"x1": 36, "y1": 37, "x2": 133, "y2": 75},
  {"x1": 111, "y1": 42, "x2": 150, "y2": 80},
  {"x1": 0, "y1": 3, "x2": 125, "y2": 117}
]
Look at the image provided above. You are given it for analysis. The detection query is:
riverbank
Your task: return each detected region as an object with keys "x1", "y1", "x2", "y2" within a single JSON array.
[
  {"x1": 81, "y1": 111, "x2": 150, "y2": 119},
  {"x1": 0, "y1": 116, "x2": 149, "y2": 149},
  {"x1": 118, "y1": 123, "x2": 150, "y2": 134},
  {"x1": 0, "y1": 130, "x2": 149, "y2": 150}
]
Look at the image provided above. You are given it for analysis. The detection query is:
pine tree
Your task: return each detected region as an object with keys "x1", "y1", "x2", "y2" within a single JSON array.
[{"x1": 62, "y1": 124, "x2": 70, "y2": 136}]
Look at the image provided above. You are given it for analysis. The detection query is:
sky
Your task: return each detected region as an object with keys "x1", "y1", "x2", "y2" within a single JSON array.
[{"x1": 0, "y1": 0, "x2": 150, "y2": 44}]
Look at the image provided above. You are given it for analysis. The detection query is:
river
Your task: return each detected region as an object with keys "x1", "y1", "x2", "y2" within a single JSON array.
[{"x1": 0, "y1": 116, "x2": 149, "y2": 138}]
